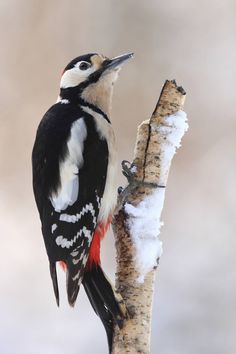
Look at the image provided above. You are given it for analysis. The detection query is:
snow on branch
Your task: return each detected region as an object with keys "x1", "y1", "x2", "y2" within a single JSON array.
[
  {"x1": 125, "y1": 188, "x2": 164, "y2": 283},
  {"x1": 125, "y1": 110, "x2": 188, "y2": 283},
  {"x1": 112, "y1": 80, "x2": 187, "y2": 354}
]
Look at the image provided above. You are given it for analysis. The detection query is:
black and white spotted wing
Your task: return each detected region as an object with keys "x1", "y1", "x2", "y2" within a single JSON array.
[{"x1": 32, "y1": 103, "x2": 108, "y2": 305}]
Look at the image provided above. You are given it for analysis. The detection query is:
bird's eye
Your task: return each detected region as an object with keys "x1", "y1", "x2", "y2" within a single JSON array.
[{"x1": 79, "y1": 62, "x2": 90, "y2": 70}]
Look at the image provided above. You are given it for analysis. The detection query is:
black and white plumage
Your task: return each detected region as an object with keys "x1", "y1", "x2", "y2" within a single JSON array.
[{"x1": 32, "y1": 53, "x2": 132, "y2": 351}]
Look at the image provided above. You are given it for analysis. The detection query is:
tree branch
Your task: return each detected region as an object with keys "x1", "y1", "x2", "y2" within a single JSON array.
[{"x1": 112, "y1": 80, "x2": 188, "y2": 354}]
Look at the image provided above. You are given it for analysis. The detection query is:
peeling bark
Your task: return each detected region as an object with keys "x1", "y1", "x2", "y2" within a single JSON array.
[{"x1": 112, "y1": 80, "x2": 187, "y2": 354}]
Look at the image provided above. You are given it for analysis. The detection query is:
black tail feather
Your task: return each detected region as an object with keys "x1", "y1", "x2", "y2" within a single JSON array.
[
  {"x1": 89, "y1": 266, "x2": 124, "y2": 328},
  {"x1": 49, "y1": 258, "x2": 85, "y2": 307},
  {"x1": 82, "y1": 264, "x2": 127, "y2": 353},
  {"x1": 83, "y1": 273, "x2": 114, "y2": 352},
  {"x1": 66, "y1": 273, "x2": 80, "y2": 307},
  {"x1": 49, "y1": 262, "x2": 59, "y2": 306},
  {"x1": 66, "y1": 258, "x2": 85, "y2": 307}
]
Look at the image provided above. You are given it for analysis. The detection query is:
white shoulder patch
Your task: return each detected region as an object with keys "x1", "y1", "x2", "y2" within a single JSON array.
[{"x1": 50, "y1": 118, "x2": 87, "y2": 212}]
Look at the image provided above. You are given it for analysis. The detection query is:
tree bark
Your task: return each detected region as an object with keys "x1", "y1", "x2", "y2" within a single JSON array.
[{"x1": 112, "y1": 80, "x2": 187, "y2": 354}]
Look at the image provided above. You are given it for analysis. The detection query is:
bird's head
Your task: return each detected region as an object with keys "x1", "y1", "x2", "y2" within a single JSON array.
[{"x1": 59, "y1": 53, "x2": 133, "y2": 116}]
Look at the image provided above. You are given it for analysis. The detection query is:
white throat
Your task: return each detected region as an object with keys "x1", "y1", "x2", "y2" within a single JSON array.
[{"x1": 81, "y1": 71, "x2": 118, "y2": 117}]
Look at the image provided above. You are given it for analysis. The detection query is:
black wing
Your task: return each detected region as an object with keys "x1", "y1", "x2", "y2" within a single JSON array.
[{"x1": 32, "y1": 103, "x2": 108, "y2": 305}]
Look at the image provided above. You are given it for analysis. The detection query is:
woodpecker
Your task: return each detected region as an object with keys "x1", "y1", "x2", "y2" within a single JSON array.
[{"x1": 32, "y1": 52, "x2": 133, "y2": 350}]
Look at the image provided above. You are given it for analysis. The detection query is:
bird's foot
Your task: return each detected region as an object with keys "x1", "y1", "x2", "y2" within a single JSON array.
[{"x1": 121, "y1": 160, "x2": 137, "y2": 184}]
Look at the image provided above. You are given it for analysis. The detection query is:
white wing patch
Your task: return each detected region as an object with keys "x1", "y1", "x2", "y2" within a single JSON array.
[
  {"x1": 59, "y1": 202, "x2": 97, "y2": 227},
  {"x1": 50, "y1": 118, "x2": 87, "y2": 212},
  {"x1": 55, "y1": 226, "x2": 92, "y2": 249},
  {"x1": 51, "y1": 224, "x2": 57, "y2": 233}
]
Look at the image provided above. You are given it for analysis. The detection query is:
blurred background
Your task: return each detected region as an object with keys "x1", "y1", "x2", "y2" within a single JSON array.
[{"x1": 1, "y1": 0, "x2": 236, "y2": 353}]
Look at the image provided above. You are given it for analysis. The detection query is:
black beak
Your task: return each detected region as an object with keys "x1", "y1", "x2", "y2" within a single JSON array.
[{"x1": 103, "y1": 53, "x2": 134, "y2": 72}]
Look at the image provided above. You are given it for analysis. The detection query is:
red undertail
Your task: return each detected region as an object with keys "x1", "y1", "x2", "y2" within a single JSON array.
[{"x1": 87, "y1": 216, "x2": 112, "y2": 269}]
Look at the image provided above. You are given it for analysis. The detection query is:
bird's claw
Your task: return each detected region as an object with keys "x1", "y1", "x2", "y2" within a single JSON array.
[
  {"x1": 121, "y1": 160, "x2": 137, "y2": 183},
  {"x1": 118, "y1": 186, "x2": 124, "y2": 195}
]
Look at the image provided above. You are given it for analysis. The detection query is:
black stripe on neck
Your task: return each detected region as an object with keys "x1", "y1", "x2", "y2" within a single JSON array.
[
  {"x1": 60, "y1": 87, "x2": 111, "y2": 123},
  {"x1": 78, "y1": 98, "x2": 111, "y2": 123}
]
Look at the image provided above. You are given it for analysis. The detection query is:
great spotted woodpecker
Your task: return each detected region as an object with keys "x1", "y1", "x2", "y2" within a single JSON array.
[{"x1": 32, "y1": 52, "x2": 133, "y2": 350}]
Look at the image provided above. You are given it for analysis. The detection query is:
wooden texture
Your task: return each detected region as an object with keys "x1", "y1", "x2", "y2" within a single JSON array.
[{"x1": 112, "y1": 80, "x2": 186, "y2": 354}]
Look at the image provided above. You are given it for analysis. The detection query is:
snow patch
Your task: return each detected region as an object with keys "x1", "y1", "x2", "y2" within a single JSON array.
[
  {"x1": 125, "y1": 189, "x2": 164, "y2": 283},
  {"x1": 155, "y1": 110, "x2": 188, "y2": 183},
  {"x1": 125, "y1": 110, "x2": 188, "y2": 282}
]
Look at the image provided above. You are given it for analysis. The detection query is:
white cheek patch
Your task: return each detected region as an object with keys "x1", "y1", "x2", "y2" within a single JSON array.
[
  {"x1": 60, "y1": 69, "x2": 84, "y2": 89},
  {"x1": 50, "y1": 118, "x2": 87, "y2": 212},
  {"x1": 60, "y1": 66, "x2": 96, "y2": 89}
]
